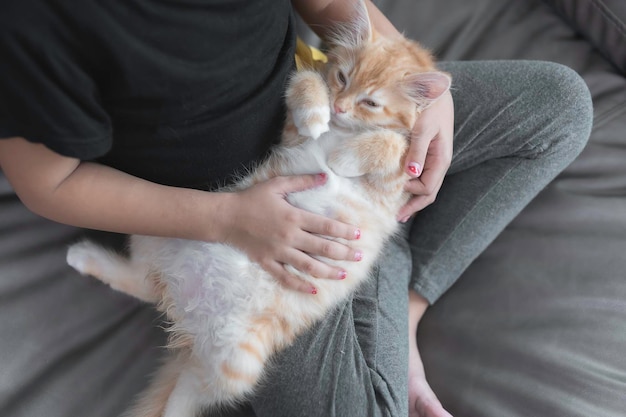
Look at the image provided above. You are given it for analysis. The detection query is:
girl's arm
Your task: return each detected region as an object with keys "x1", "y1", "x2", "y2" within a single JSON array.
[{"x1": 0, "y1": 136, "x2": 361, "y2": 292}]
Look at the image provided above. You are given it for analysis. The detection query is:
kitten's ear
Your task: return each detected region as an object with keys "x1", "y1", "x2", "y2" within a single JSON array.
[
  {"x1": 403, "y1": 71, "x2": 452, "y2": 109},
  {"x1": 328, "y1": 0, "x2": 373, "y2": 47},
  {"x1": 351, "y1": 0, "x2": 373, "y2": 43}
]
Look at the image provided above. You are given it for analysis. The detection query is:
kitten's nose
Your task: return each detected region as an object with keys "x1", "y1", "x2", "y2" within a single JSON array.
[{"x1": 334, "y1": 103, "x2": 346, "y2": 114}]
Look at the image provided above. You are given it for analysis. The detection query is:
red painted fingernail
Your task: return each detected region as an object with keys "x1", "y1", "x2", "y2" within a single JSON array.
[
  {"x1": 354, "y1": 228, "x2": 361, "y2": 240},
  {"x1": 338, "y1": 270, "x2": 347, "y2": 280},
  {"x1": 354, "y1": 251, "x2": 363, "y2": 262},
  {"x1": 408, "y1": 162, "x2": 422, "y2": 177},
  {"x1": 311, "y1": 287, "x2": 318, "y2": 295}
]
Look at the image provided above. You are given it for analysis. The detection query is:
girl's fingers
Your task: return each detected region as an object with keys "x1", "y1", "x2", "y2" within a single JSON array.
[
  {"x1": 299, "y1": 231, "x2": 363, "y2": 263},
  {"x1": 405, "y1": 124, "x2": 434, "y2": 178},
  {"x1": 284, "y1": 248, "x2": 349, "y2": 281},
  {"x1": 398, "y1": 175, "x2": 445, "y2": 221},
  {"x1": 265, "y1": 261, "x2": 318, "y2": 294},
  {"x1": 301, "y1": 212, "x2": 361, "y2": 242},
  {"x1": 274, "y1": 172, "x2": 328, "y2": 195}
]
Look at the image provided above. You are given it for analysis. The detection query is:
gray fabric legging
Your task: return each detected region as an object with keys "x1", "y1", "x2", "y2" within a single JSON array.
[{"x1": 211, "y1": 60, "x2": 593, "y2": 417}]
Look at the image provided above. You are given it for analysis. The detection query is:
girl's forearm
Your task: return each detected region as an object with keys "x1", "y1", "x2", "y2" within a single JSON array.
[
  {"x1": 46, "y1": 161, "x2": 232, "y2": 241},
  {"x1": 0, "y1": 137, "x2": 231, "y2": 242}
]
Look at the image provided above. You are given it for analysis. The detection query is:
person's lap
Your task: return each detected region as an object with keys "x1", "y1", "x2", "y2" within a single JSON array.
[{"x1": 409, "y1": 60, "x2": 592, "y2": 302}]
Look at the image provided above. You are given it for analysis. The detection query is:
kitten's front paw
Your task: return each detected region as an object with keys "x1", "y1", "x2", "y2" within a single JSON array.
[{"x1": 293, "y1": 105, "x2": 331, "y2": 140}]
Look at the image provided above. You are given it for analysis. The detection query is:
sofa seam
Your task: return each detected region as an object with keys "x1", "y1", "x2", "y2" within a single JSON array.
[{"x1": 589, "y1": 0, "x2": 626, "y2": 38}]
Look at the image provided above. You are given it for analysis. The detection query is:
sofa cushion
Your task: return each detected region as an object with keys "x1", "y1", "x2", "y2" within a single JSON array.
[
  {"x1": 0, "y1": 171, "x2": 166, "y2": 417},
  {"x1": 545, "y1": 0, "x2": 626, "y2": 74}
]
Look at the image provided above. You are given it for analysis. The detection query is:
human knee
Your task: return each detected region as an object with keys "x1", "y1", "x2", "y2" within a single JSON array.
[{"x1": 531, "y1": 61, "x2": 593, "y2": 158}]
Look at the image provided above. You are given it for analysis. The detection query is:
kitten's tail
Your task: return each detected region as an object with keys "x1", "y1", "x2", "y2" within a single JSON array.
[{"x1": 66, "y1": 240, "x2": 159, "y2": 303}]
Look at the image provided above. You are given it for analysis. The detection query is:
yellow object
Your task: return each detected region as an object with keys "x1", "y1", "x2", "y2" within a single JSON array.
[{"x1": 295, "y1": 38, "x2": 328, "y2": 71}]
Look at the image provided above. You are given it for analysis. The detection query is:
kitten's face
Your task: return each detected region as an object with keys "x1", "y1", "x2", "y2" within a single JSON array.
[{"x1": 324, "y1": 33, "x2": 449, "y2": 134}]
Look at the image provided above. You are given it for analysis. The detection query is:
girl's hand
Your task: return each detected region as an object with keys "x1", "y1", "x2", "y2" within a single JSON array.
[
  {"x1": 398, "y1": 90, "x2": 454, "y2": 222},
  {"x1": 220, "y1": 174, "x2": 362, "y2": 293}
]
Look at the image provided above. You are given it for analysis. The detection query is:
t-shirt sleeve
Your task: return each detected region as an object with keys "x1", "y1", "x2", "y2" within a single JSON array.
[{"x1": 0, "y1": 12, "x2": 112, "y2": 160}]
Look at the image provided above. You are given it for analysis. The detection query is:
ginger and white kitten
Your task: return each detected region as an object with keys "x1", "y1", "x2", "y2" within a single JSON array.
[{"x1": 66, "y1": 4, "x2": 450, "y2": 417}]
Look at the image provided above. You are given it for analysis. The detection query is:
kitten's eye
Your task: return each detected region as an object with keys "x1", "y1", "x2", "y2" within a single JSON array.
[
  {"x1": 361, "y1": 99, "x2": 379, "y2": 108},
  {"x1": 337, "y1": 71, "x2": 346, "y2": 85}
]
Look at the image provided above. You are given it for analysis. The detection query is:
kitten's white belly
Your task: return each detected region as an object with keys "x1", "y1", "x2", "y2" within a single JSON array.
[{"x1": 153, "y1": 240, "x2": 274, "y2": 342}]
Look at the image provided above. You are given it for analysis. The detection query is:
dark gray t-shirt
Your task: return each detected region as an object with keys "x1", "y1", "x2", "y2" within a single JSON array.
[{"x1": 0, "y1": 0, "x2": 296, "y2": 190}]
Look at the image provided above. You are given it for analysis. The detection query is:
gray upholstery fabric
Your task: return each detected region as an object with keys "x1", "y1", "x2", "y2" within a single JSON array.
[
  {"x1": 376, "y1": 0, "x2": 626, "y2": 415},
  {"x1": 0, "y1": 176, "x2": 166, "y2": 417},
  {"x1": 545, "y1": 0, "x2": 626, "y2": 73},
  {"x1": 1, "y1": 0, "x2": 625, "y2": 416}
]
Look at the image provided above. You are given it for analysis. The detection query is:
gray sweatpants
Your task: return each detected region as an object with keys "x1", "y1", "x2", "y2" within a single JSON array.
[{"x1": 211, "y1": 60, "x2": 593, "y2": 417}]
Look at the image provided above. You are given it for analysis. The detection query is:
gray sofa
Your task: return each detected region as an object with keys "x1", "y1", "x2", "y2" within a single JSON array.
[
  {"x1": 1, "y1": 0, "x2": 625, "y2": 416},
  {"x1": 376, "y1": 0, "x2": 626, "y2": 416}
]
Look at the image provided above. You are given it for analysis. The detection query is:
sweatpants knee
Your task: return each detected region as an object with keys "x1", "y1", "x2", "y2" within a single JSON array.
[{"x1": 531, "y1": 61, "x2": 593, "y2": 161}]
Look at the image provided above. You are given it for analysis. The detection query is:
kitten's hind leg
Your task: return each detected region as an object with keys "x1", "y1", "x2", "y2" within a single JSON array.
[
  {"x1": 124, "y1": 352, "x2": 204, "y2": 417},
  {"x1": 161, "y1": 366, "x2": 206, "y2": 417},
  {"x1": 123, "y1": 354, "x2": 183, "y2": 417},
  {"x1": 67, "y1": 240, "x2": 159, "y2": 303},
  {"x1": 286, "y1": 70, "x2": 331, "y2": 140}
]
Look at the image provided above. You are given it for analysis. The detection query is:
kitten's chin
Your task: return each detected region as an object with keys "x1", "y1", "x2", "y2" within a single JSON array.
[{"x1": 330, "y1": 116, "x2": 358, "y2": 131}]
